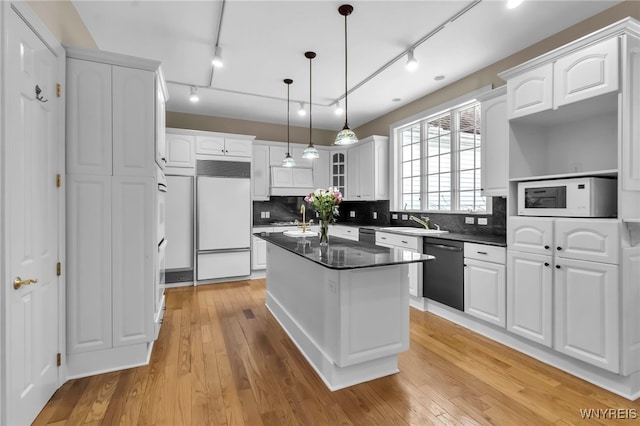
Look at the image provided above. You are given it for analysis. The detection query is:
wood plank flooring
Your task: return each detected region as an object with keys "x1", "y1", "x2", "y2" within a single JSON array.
[{"x1": 34, "y1": 279, "x2": 640, "y2": 425}]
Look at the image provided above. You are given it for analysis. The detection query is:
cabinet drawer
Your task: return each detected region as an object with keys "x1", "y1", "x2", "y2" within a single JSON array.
[
  {"x1": 375, "y1": 231, "x2": 420, "y2": 251},
  {"x1": 329, "y1": 225, "x2": 359, "y2": 241},
  {"x1": 197, "y1": 250, "x2": 250, "y2": 280},
  {"x1": 464, "y1": 243, "x2": 506, "y2": 264}
]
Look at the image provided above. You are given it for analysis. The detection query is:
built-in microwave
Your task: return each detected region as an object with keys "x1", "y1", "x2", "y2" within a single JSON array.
[{"x1": 518, "y1": 177, "x2": 617, "y2": 217}]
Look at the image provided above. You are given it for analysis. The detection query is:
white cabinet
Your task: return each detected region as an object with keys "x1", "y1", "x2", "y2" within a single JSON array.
[
  {"x1": 252, "y1": 143, "x2": 270, "y2": 200},
  {"x1": 329, "y1": 225, "x2": 359, "y2": 242},
  {"x1": 196, "y1": 134, "x2": 252, "y2": 158},
  {"x1": 375, "y1": 231, "x2": 422, "y2": 297},
  {"x1": 554, "y1": 258, "x2": 619, "y2": 373},
  {"x1": 464, "y1": 243, "x2": 506, "y2": 327},
  {"x1": 507, "y1": 250, "x2": 553, "y2": 347},
  {"x1": 314, "y1": 148, "x2": 331, "y2": 189},
  {"x1": 251, "y1": 227, "x2": 273, "y2": 270},
  {"x1": 330, "y1": 150, "x2": 347, "y2": 196},
  {"x1": 507, "y1": 62, "x2": 553, "y2": 119},
  {"x1": 270, "y1": 166, "x2": 314, "y2": 196},
  {"x1": 507, "y1": 216, "x2": 554, "y2": 255},
  {"x1": 345, "y1": 135, "x2": 388, "y2": 201},
  {"x1": 478, "y1": 87, "x2": 508, "y2": 196},
  {"x1": 554, "y1": 37, "x2": 619, "y2": 108},
  {"x1": 506, "y1": 37, "x2": 619, "y2": 119},
  {"x1": 165, "y1": 131, "x2": 196, "y2": 171},
  {"x1": 65, "y1": 47, "x2": 164, "y2": 376},
  {"x1": 554, "y1": 218, "x2": 619, "y2": 263},
  {"x1": 166, "y1": 176, "x2": 193, "y2": 270},
  {"x1": 620, "y1": 33, "x2": 640, "y2": 220}
]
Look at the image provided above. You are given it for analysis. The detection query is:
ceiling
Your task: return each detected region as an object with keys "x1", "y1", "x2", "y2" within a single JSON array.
[{"x1": 73, "y1": 0, "x2": 623, "y2": 131}]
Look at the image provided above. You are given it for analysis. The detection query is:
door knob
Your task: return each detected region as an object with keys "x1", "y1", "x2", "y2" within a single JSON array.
[{"x1": 14, "y1": 277, "x2": 38, "y2": 290}]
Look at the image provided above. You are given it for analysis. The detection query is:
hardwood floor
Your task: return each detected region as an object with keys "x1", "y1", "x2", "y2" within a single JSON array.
[{"x1": 35, "y1": 279, "x2": 639, "y2": 425}]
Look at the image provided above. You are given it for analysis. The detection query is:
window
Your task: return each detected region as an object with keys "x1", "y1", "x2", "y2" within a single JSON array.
[{"x1": 397, "y1": 99, "x2": 486, "y2": 213}]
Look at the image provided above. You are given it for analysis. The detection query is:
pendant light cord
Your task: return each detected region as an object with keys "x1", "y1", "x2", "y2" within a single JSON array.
[
  {"x1": 343, "y1": 10, "x2": 349, "y2": 129},
  {"x1": 309, "y1": 55, "x2": 312, "y2": 144},
  {"x1": 287, "y1": 83, "x2": 291, "y2": 155}
]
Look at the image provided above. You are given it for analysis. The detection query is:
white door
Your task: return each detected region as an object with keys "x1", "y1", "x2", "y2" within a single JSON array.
[{"x1": 5, "y1": 9, "x2": 61, "y2": 425}]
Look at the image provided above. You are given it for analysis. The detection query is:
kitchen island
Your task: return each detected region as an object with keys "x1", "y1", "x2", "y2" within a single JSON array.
[{"x1": 256, "y1": 231, "x2": 434, "y2": 390}]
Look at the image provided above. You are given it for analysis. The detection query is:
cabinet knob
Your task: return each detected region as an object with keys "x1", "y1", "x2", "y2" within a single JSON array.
[
  {"x1": 544, "y1": 262, "x2": 549, "y2": 267},
  {"x1": 555, "y1": 265, "x2": 561, "y2": 269},
  {"x1": 556, "y1": 246, "x2": 562, "y2": 251},
  {"x1": 544, "y1": 245, "x2": 550, "y2": 250}
]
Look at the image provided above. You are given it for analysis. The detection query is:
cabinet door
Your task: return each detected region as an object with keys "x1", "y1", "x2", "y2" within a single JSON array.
[
  {"x1": 271, "y1": 167, "x2": 293, "y2": 187},
  {"x1": 358, "y1": 141, "x2": 375, "y2": 200},
  {"x1": 66, "y1": 58, "x2": 112, "y2": 176},
  {"x1": 464, "y1": 259, "x2": 506, "y2": 327},
  {"x1": 156, "y1": 80, "x2": 166, "y2": 169},
  {"x1": 554, "y1": 218, "x2": 619, "y2": 263},
  {"x1": 346, "y1": 145, "x2": 360, "y2": 200},
  {"x1": 269, "y1": 145, "x2": 287, "y2": 166},
  {"x1": 292, "y1": 168, "x2": 314, "y2": 188},
  {"x1": 621, "y1": 34, "x2": 640, "y2": 193},
  {"x1": 112, "y1": 66, "x2": 155, "y2": 177},
  {"x1": 313, "y1": 149, "x2": 331, "y2": 189},
  {"x1": 166, "y1": 176, "x2": 193, "y2": 270},
  {"x1": 225, "y1": 137, "x2": 253, "y2": 157},
  {"x1": 252, "y1": 236, "x2": 267, "y2": 270},
  {"x1": 196, "y1": 135, "x2": 225, "y2": 156},
  {"x1": 507, "y1": 216, "x2": 554, "y2": 255},
  {"x1": 252, "y1": 144, "x2": 270, "y2": 200},
  {"x1": 166, "y1": 133, "x2": 195, "y2": 169},
  {"x1": 507, "y1": 250, "x2": 553, "y2": 347},
  {"x1": 66, "y1": 175, "x2": 112, "y2": 353},
  {"x1": 554, "y1": 258, "x2": 619, "y2": 373},
  {"x1": 330, "y1": 151, "x2": 347, "y2": 196},
  {"x1": 480, "y1": 91, "x2": 508, "y2": 196},
  {"x1": 507, "y1": 62, "x2": 553, "y2": 119},
  {"x1": 554, "y1": 37, "x2": 619, "y2": 108},
  {"x1": 622, "y1": 246, "x2": 640, "y2": 375},
  {"x1": 112, "y1": 176, "x2": 154, "y2": 346}
]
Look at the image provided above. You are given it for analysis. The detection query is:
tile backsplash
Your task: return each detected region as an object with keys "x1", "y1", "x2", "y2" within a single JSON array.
[{"x1": 253, "y1": 196, "x2": 506, "y2": 236}]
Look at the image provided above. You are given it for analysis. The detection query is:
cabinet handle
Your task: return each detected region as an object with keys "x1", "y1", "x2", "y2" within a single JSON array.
[
  {"x1": 381, "y1": 236, "x2": 387, "y2": 240},
  {"x1": 556, "y1": 246, "x2": 562, "y2": 251},
  {"x1": 477, "y1": 251, "x2": 488, "y2": 255},
  {"x1": 401, "y1": 240, "x2": 408, "y2": 244},
  {"x1": 544, "y1": 245, "x2": 550, "y2": 250},
  {"x1": 544, "y1": 262, "x2": 549, "y2": 267},
  {"x1": 555, "y1": 265, "x2": 561, "y2": 269},
  {"x1": 464, "y1": 264, "x2": 467, "y2": 267}
]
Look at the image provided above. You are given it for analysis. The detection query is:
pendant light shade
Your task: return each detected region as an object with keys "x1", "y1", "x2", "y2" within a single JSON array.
[
  {"x1": 282, "y1": 78, "x2": 296, "y2": 167},
  {"x1": 335, "y1": 4, "x2": 358, "y2": 146},
  {"x1": 302, "y1": 51, "x2": 319, "y2": 159}
]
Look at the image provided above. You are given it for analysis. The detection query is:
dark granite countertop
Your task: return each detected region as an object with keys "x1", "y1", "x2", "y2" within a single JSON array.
[{"x1": 255, "y1": 231, "x2": 434, "y2": 270}]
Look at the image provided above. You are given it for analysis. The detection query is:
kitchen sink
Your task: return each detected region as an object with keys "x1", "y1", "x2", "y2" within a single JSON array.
[
  {"x1": 379, "y1": 227, "x2": 449, "y2": 236},
  {"x1": 284, "y1": 230, "x2": 318, "y2": 237}
]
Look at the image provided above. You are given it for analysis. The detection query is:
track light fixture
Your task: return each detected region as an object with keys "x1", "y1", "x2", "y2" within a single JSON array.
[
  {"x1": 189, "y1": 86, "x2": 199, "y2": 102},
  {"x1": 507, "y1": 0, "x2": 524, "y2": 8},
  {"x1": 282, "y1": 79, "x2": 296, "y2": 167},
  {"x1": 334, "y1": 101, "x2": 344, "y2": 115},
  {"x1": 297, "y1": 102, "x2": 307, "y2": 116},
  {"x1": 212, "y1": 45, "x2": 224, "y2": 68},
  {"x1": 335, "y1": 4, "x2": 358, "y2": 146},
  {"x1": 406, "y1": 49, "x2": 419, "y2": 71},
  {"x1": 302, "y1": 51, "x2": 319, "y2": 159}
]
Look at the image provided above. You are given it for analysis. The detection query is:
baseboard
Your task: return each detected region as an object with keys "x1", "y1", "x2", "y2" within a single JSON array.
[{"x1": 65, "y1": 342, "x2": 153, "y2": 380}]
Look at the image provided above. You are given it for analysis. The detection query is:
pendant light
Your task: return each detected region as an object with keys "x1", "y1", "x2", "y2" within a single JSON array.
[
  {"x1": 302, "y1": 51, "x2": 319, "y2": 159},
  {"x1": 335, "y1": 4, "x2": 358, "y2": 145},
  {"x1": 282, "y1": 79, "x2": 296, "y2": 167}
]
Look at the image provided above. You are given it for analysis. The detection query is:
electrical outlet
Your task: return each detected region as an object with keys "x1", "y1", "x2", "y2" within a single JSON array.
[
  {"x1": 478, "y1": 217, "x2": 488, "y2": 225},
  {"x1": 401, "y1": 214, "x2": 408, "y2": 220},
  {"x1": 265, "y1": 211, "x2": 270, "y2": 219},
  {"x1": 373, "y1": 212, "x2": 378, "y2": 219},
  {"x1": 465, "y1": 217, "x2": 474, "y2": 224},
  {"x1": 349, "y1": 210, "x2": 356, "y2": 218},
  {"x1": 392, "y1": 213, "x2": 398, "y2": 220},
  {"x1": 260, "y1": 212, "x2": 266, "y2": 219}
]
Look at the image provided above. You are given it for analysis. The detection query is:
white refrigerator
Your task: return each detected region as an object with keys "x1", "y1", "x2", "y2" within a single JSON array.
[{"x1": 196, "y1": 174, "x2": 251, "y2": 281}]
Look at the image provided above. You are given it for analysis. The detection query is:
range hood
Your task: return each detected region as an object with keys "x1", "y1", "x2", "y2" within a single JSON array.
[{"x1": 270, "y1": 166, "x2": 314, "y2": 196}]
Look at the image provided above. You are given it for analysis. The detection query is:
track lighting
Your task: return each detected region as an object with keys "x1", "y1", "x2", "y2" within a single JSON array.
[
  {"x1": 302, "y1": 51, "x2": 319, "y2": 159},
  {"x1": 334, "y1": 101, "x2": 344, "y2": 115},
  {"x1": 282, "y1": 79, "x2": 296, "y2": 167},
  {"x1": 212, "y1": 45, "x2": 224, "y2": 68},
  {"x1": 297, "y1": 102, "x2": 307, "y2": 116},
  {"x1": 406, "y1": 49, "x2": 419, "y2": 71},
  {"x1": 189, "y1": 86, "x2": 199, "y2": 102}
]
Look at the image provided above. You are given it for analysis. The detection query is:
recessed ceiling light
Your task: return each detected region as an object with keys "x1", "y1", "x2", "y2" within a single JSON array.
[
  {"x1": 434, "y1": 75, "x2": 445, "y2": 81},
  {"x1": 392, "y1": 98, "x2": 401, "y2": 102},
  {"x1": 507, "y1": 0, "x2": 524, "y2": 9}
]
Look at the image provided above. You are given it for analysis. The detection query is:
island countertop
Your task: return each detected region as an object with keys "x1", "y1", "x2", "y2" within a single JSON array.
[{"x1": 255, "y1": 231, "x2": 434, "y2": 270}]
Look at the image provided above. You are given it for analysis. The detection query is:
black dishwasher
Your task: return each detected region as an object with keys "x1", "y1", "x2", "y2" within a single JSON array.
[{"x1": 423, "y1": 238, "x2": 464, "y2": 311}]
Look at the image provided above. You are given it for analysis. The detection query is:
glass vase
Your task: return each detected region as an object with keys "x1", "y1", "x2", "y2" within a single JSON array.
[{"x1": 319, "y1": 218, "x2": 330, "y2": 246}]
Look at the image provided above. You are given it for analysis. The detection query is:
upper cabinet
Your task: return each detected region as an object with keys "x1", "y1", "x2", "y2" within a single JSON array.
[
  {"x1": 506, "y1": 37, "x2": 619, "y2": 120},
  {"x1": 478, "y1": 86, "x2": 508, "y2": 197},
  {"x1": 166, "y1": 131, "x2": 196, "y2": 171},
  {"x1": 196, "y1": 134, "x2": 252, "y2": 158},
  {"x1": 345, "y1": 135, "x2": 389, "y2": 201},
  {"x1": 330, "y1": 150, "x2": 347, "y2": 196}
]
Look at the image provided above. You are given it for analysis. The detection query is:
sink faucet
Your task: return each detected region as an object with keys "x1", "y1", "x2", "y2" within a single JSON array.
[
  {"x1": 433, "y1": 222, "x2": 441, "y2": 231},
  {"x1": 295, "y1": 205, "x2": 314, "y2": 232},
  {"x1": 409, "y1": 215, "x2": 430, "y2": 229}
]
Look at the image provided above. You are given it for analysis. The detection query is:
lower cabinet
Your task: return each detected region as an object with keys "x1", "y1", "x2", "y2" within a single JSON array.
[
  {"x1": 197, "y1": 251, "x2": 251, "y2": 280},
  {"x1": 506, "y1": 250, "x2": 553, "y2": 347},
  {"x1": 328, "y1": 225, "x2": 359, "y2": 241},
  {"x1": 463, "y1": 243, "x2": 506, "y2": 327},
  {"x1": 554, "y1": 258, "x2": 619, "y2": 373}
]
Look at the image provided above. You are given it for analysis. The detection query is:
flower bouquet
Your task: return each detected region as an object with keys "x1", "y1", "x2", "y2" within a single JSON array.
[{"x1": 304, "y1": 187, "x2": 343, "y2": 245}]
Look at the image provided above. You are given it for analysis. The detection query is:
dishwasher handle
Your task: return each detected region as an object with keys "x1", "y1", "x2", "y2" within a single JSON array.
[{"x1": 427, "y1": 243, "x2": 463, "y2": 252}]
